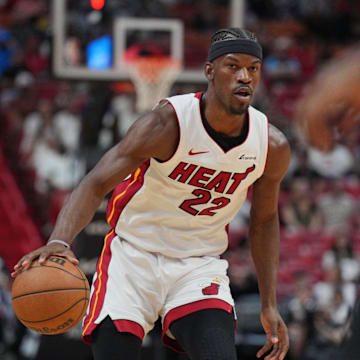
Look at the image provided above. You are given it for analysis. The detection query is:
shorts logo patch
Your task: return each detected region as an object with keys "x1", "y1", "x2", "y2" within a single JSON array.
[{"x1": 202, "y1": 282, "x2": 220, "y2": 295}]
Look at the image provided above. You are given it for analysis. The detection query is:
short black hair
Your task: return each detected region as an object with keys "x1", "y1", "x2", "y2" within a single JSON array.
[{"x1": 210, "y1": 28, "x2": 259, "y2": 46}]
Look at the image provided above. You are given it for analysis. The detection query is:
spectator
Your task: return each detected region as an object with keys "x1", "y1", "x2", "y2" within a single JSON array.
[
  {"x1": 21, "y1": 99, "x2": 84, "y2": 193},
  {"x1": 286, "y1": 271, "x2": 317, "y2": 360},
  {"x1": 20, "y1": 99, "x2": 55, "y2": 161},
  {"x1": 313, "y1": 265, "x2": 357, "y2": 308},
  {"x1": 281, "y1": 177, "x2": 323, "y2": 233},
  {"x1": 307, "y1": 144, "x2": 355, "y2": 179},
  {"x1": 317, "y1": 179, "x2": 356, "y2": 231},
  {"x1": 322, "y1": 231, "x2": 359, "y2": 282},
  {"x1": 330, "y1": 287, "x2": 352, "y2": 329},
  {"x1": 302, "y1": 285, "x2": 351, "y2": 360},
  {"x1": 304, "y1": 301, "x2": 347, "y2": 360},
  {"x1": 311, "y1": 288, "x2": 351, "y2": 356},
  {"x1": 53, "y1": 97, "x2": 82, "y2": 154}
]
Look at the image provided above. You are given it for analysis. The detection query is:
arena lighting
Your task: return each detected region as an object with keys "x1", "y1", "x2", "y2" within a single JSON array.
[{"x1": 90, "y1": 0, "x2": 105, "y2": 10}]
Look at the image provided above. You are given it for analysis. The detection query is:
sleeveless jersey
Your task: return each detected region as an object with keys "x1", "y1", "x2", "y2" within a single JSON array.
[{"x1": 106, "y1": 92, "x2": 269, "y2": 258}]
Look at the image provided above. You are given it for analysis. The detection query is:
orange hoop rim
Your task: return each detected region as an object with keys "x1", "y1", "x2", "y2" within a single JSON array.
[
  {"x1": 126, "y1": 55, "x2": 181, "y2": 67},
  {"x1": 125, "y1": 56, "x2": 182, "y2": 83}
]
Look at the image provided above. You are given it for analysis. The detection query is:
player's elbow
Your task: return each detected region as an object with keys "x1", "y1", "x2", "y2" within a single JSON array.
[{"x1": 80, "y1": 172, "x2": 110, "y2": 199}]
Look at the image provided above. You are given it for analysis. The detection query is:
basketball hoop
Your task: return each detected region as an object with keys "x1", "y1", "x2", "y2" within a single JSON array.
[{"x1": 125, "y1": 56, "x2": 182, "y2": 113}]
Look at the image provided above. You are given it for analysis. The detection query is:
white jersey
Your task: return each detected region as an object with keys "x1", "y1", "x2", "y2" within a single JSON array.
[{"x1": 106, "y1": 92, "x2": 268, "y2": 258}]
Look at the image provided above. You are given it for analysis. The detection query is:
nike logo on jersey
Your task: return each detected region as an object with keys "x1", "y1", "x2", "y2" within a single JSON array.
[
  {"x1": 239, "y1": 154, "x2": 257, "y2": 160},
  {"x1": 188, "y1": 149, "x2": 209, "y2": 156}
]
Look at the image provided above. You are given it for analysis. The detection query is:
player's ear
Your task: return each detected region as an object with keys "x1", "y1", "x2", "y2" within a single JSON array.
[{"x1": 204, "y1": 62, "x2": 215, "y2": 81}]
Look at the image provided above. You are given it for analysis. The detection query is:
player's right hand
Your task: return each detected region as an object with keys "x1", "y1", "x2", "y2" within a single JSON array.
[{"x1": 11, "y1": 243, "x2": 79, "y2": 278}]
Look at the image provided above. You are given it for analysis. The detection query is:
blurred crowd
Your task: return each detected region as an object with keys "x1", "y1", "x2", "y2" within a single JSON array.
[{"x1": 1, "y1": 1, "x2": 360, "y2": 359}]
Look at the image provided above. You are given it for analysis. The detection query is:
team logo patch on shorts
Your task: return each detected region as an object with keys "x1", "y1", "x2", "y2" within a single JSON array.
[
  {"x1": 200, "y1": 278, "x2": 221, "y2": 295},
  {"x1": 202, "y1": 282, "x2": 220, "y2": 295}
]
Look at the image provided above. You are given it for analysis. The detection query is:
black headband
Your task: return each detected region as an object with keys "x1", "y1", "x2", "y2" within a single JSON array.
[{"x1": 208, "y1": 39, "x2": 263, "y2": 62}]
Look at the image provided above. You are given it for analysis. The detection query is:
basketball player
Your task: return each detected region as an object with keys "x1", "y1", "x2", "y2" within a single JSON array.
[
  {"x1": 12, "y1": 28, "x2": 290, "y2": 360},
  {"x1": 296, "y1": 48, "x2": 360, "y2": 360}
]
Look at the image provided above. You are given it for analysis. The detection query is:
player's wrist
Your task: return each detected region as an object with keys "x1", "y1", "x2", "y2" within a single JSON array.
[{"x1": 47, "y1": 239, "x2": 70, "y2": 248}]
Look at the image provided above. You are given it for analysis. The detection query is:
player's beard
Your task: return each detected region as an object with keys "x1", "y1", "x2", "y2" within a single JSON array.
[
  {"x1": 215, "y1": 91, "x2": 250, "y2": 115},
  {"x1": 228, "y1": 103, "x2": 249, "y2": 115}
]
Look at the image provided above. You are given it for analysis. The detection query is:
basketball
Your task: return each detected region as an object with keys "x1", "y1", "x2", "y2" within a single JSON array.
[{"x1": 11, "y1": 256, "x2": 90, "y2": 335}]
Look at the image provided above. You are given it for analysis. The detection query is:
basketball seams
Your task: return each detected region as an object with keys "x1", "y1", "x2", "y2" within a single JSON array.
[
  {"x1": 17, "y1": 297, "x2": 89, "y2": 323},
  {"x1": 12, "y1": 287, "x2": 90, "y2": 300},
  {"x1": 71, "y1": 263, "x2": 90, "y2": 323},
  {"x1": 71, "y1": 264, "x2": 90, "y2": 327},
  {"x1": 49, "y1": 256, "x2": 90, "y2": 326},
  {"x1": 75, "y1": 290, "x2": 89, "y2": 328},
  {"x1": 80, "y1": 273, "x2": 90, "y2": 327},
  {"x1": 21, "y1": 264, "x2": 86, "y2": 281},
  {"x1": 72, "y1": 260, "x2": 88, "y2": 282}
]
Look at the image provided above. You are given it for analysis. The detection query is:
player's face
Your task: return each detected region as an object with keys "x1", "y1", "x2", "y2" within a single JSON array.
[{"x1": 209, "y1": 53, "x2": 262, "y2": 115}]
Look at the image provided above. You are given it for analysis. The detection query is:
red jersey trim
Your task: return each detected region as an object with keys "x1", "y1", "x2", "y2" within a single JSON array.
[
  {"x1": 106, "y1": 160, "x2": 150, "y2": 228},
  {"x1": 263, "y1": 119, "x2": 270, "y2": 175},
  {"x1": 113, "y1": 319, "x2": 145, "y2": 340},
  {"x1": 162, "y1": 299, "x2": 233, "y2": 353},
  {"x1": 82, "y1": 229, "x2": 116, "y2": 344}
]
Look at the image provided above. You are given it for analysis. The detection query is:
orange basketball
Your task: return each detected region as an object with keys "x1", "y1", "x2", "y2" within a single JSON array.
[{"x1": 11, "y1": 256, "x2": 90, "y2": 335}]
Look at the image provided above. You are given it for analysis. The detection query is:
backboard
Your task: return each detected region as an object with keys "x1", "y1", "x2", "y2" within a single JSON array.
[{"x1": 52, "y1": 0, "x2": 244, "y2": 84}]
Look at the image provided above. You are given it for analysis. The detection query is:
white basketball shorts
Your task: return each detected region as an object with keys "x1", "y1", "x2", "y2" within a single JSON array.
[{"x1": 82, "y1": 230, "x2": 235, "y2": 352}]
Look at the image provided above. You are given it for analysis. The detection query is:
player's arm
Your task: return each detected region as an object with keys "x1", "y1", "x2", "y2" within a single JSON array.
[
  {"x1": 296, "y1": 48, "x2": 360, "y2": 151},
  {"x1": 12, "y1": 102, "x2": 178, "y2": 277},
  {"x1": 249, "y1": 124, "x2": 290, "y2": 360}
]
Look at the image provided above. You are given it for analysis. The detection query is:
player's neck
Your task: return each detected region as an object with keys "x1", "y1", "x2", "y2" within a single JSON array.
[{"x1": 201, "y1": 92, "x2": 247, "y2": 137}]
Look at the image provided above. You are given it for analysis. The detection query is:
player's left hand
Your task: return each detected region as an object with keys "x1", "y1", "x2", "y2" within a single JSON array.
[{"x1": 257, "y1": 307, "x2": 289, "y2": 360}]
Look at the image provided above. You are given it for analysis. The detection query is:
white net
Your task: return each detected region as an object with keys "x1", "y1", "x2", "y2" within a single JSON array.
[{"x1": 126, "y1": 56, "x2": 182, "y2": 113}]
